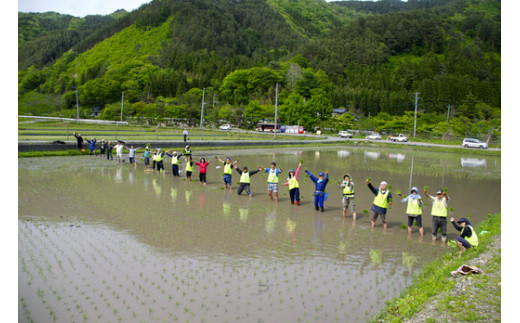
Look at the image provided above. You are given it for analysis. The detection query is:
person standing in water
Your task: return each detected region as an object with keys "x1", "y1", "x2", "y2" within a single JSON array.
[
  {"x1": 183, "y1": 145, "x2": 192, "y2": 157},
  {"x1": 215, "y1": 156, "x2": 238, "y2": 189},
  {"x1": 450, "y1": 217, "x2": 478, "y2": 253},
  {"x1": 126, "y1": 145, "x2": 139, "y2": 168},
  {"x1": 85, "y1": 138, "x2": 97, "y2": 156},
  {"x1": 143, "y1": 147, "x2": 151, "y2": 170},
  {"x1": 366, "y1": 178, "x2": 392, "y2": 230},
  {"x1": 114, "y1": 141, "x2": 124, "y2": 164},
  {"x1": 398, "y1": 187, "x2": 424, "y2": 237},
  {"x1": 185, "y1": 155, "x2": 195, "y2": 182},
  {"x1": 99, "y1": 140, "x2": 106, "y2": 158},
  {"x1": 259, "y1": 162, "x2": 282, "y2": 202},
  {"x1": 424, "y1": 188, "x2": 450, "y2": 244},
  {"x1": 106, "y1": 141, "x2": 113, "y2": 160},
  {"x1": 166, "y1": 151, "x2": 183, "y2": 176},
  {"x1": 284, "y1": 162, "x2": 302, "y2": 206},
  {"x1": 73, "y1": 132, "x2": 84, "y2": 152},
  {"x1": 195, "y1": 157, "x2": 210, "y2": 185},
  {"x1": 340, "y1": 174, "x2": 356, "y2": 220},
  {"x1": 235, "y1": 165, "x2": 261, "y2": 197},
  {"x1": 154, "y1": 148, "x2": 165, "y2": 173},
  {"x1": 305, "y1": 169, "x2": 329, "y2": 212}
]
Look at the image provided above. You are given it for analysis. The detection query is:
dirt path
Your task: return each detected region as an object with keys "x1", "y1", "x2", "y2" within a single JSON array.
[{"x1": 404, "y1": 235, "x2": 501, "y2": 323}]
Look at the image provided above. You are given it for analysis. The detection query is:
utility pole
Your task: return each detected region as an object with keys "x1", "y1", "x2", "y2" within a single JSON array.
[
  {"x1": 200, "y1": 88, "x2": 206, "y2": 140},
  {"x1": 120, "y1": 92, "x2": 124, "y2": 122},
  {"x1": 413, "y1": 92, "x2": 419, "y2": 138},
  {"x1": 73, "y1": 86, "x2": 79, "y2": 120},
  {"x1": 446, "y1": 104, "x2": 451, "y2": 128},
  {"x1": 274, "y1": 83, "x2": 278, "y2": 140}
]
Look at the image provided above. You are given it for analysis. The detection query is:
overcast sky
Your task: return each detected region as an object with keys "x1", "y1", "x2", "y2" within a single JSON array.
[
  {"x1": 18, "y1": 0, "x2": 342, "y2": 17},
  {"x1": 18, "y1": 0, "x2": 152, "y2": 17}
]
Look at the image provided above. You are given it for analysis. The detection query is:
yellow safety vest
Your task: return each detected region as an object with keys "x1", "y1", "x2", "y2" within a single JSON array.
[
  {"x1": 186, "y1": 162, "x2": 194, "y2": 172},
  {"x1": 267, "y1": 169, "x2": 279, "y2": 183},
  {"x1": 431, "y1": 197, "x2": 448, "y2": 217},
  {"x1": 288, "y1": 177, "x2": 299, "y2": 190},
  {"x1": 343, "y1": 184, "x2": 354, "y2": 196},
  {"x1": 155, "y1": 153, "x2": 163, "y2": 162},
  {"x1": 406, "y1": 197, "x2": 422, "y2": 215},
  {"x1": 223, "y1": 163, "x2": 233, "y2": 175},
  {"x1": 240, "y1": 172, "x2": 250, "y2": 184},
  {"x1": 463, "y1": 225, "x2": 479, "y2": 247},
  {"x1": 373, "y1": 190, "x2": 389, "y2": 209},
  {"x1": 171, "y1": 155, "x2": 180, "y2": 165}
]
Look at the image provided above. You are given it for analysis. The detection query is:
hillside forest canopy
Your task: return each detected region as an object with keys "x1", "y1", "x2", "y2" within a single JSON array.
[{"x1": 18, "y1": 0, "x2": 501, "y2": 139}]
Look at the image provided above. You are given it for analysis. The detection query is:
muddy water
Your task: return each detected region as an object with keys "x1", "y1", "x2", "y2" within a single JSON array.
[{"x1": 18, "y1": 147, "x2": 500, "y2": 322}]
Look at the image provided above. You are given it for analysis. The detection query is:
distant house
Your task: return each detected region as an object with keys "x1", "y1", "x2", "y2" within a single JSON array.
[
  {"x1": 90, "y1": 107, "x2": 102, "y2": 117},
  {"x1": 332, "y1": 108, "x2": 347, "y2": 116}
]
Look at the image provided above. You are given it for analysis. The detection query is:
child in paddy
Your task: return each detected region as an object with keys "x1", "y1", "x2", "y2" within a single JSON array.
[
  {"x1": 284, "y1": 162, "x2": 302, "y2": 206},
  {"x1": 398, "y1": 187, "x2": 424, "y2": 237},
  {"x1": 195, "y1": 157, "x2": 210, "y2": 185},
  {"x1": 235, "y1": 165, "x2": 261, "y2": 197},
  {"x1": 185, "y1": 155, "x2": 195, "y2": 182},
  {"x1": 259, "y1": 162, "x2": 283, "y2": 202},
  {"x1": 215, "y1": 156, "x2": 238, "y2": 189},
  {"x1": 305, "y1": 169, "x2": 329, "y2": 212}
]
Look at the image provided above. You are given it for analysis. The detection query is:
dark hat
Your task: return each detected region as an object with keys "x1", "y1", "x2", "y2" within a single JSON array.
[
  {"x1": 436, "y1": 189, "x2": 443, "y2": 195},
  {"x1": 319, "y1": 172, "x2": 325, "y2": 177},
  {"x1": 457, "y1": 218, "x2": 471, "y2": 225}
]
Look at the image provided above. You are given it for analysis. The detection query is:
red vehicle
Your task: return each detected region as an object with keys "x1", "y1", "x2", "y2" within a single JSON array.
[{"x1": 255, "y1": 123, "x2": 281, "y2": 132}]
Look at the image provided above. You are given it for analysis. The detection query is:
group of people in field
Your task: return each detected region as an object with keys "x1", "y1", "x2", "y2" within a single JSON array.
[{"x1": 73, "y1": 133, "x2": 478, "y2": 253}]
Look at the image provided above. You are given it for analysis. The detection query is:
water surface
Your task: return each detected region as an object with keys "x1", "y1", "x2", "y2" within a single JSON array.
[{"x1": 18, "y1": 147, "x2": 500, "y2": 322}]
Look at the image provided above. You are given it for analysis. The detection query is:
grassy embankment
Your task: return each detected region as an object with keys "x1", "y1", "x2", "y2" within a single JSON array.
[
  {"x1": 18, "y1": 121, "x2": 501, "y2": 157},
  {"x1": 371, "y1": 213, "x2": 501, "y2": 322}
]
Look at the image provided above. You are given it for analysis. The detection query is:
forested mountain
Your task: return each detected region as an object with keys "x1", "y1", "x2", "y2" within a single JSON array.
[{"x1": 18, "y1": 0, "x2": 501, "y2": 138}]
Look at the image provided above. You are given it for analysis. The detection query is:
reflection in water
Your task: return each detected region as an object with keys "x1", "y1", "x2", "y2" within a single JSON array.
[
  {"x1": 222, "y1": 191, "x2": 231, "y2": 216},
  {"x1": 185, "y1": 187, "x2": 192, "y2": 204},
  {"x1": 129, "y1": 169, "x2": 135, "y2": 185},
  {"x1": 461, "y1": 158, "x2": 487, "y2": 168},
  {"x1": 370, "y1": 249, "x2": 382, "y2": 268},
  {"x1": 312, "y1": 213, "x2": 325, "y2": 245},
  {"x1": 402, "y1": 252, "x2": 417, "y2": 272},
  {"x1": 198, "y1": 192, "x2": 207, "y2": 210},
  {"x1": 388, "y1": 153, "x2": 406, "y2": 162},
  {"x1": 170, "y1": 186, "x2": 177, "y2": 202},
  {"x1": 143, "y1": 174, "x2": 149, "y2": 191},
  {"x1": 115, "y1": 167, "x2": 123, "y2": 183},
  {"x1": 238, "y1": 197, "x2": 250, "y2": 223},
  {"x1": 265, "y1": 208, "x2": 276, "y2": 233},
  {"x1": 152, "y1": 178, "x2": 161, "y2": 198},
  {"x1": 285, "y1": 218, "x2": 296, "y2": 243},
  {"x1": 365, "y1": 151, "x2": 381, "y2": 160},
  {"x1": 337, "y1": 150, "x2": 351, "y2": 158}
]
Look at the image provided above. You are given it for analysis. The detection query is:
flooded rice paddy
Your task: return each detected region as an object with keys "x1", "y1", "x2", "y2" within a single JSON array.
[{"x1": 18, "y1": 147, "x2": 500, "y2": 322}]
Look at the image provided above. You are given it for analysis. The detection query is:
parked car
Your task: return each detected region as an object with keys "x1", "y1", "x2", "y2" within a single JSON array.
[
  {"x1": 462, "y1": 138, "x2": 488, "y2": 149},
  {"x1": 388, "y1": 134, "x2": 408, "y2": 142},
  {"x1": 219, "y1": 124, "x2": 231, "y2": 130},
  {"x1": 338, "y1": 131, "x2": 353, "y2": 138},
  {"x1": 365, "y1": 133, "x2": 382, "y2": 140}
]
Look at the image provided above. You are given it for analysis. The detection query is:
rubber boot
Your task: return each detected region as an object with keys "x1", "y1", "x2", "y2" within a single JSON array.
[{"x1": 321, "y1": 207, "x2": 324, "y2": 212}]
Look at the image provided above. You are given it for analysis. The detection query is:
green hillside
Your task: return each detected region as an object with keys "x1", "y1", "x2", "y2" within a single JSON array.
[{"x1": 18, "y1": 0, "x2": 500, "y2": 139}]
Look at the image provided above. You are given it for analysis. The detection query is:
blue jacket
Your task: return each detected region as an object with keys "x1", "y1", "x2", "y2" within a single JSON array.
[
  {"x1": 305, "y1": 170, "x2": 329, "y2": 193},
  {"x1": 86, "y1": 139, "x2": 96, "y2": 150}
]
